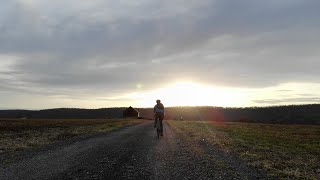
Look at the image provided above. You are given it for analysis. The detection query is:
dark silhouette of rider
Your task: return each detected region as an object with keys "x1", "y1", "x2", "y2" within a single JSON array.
[{"x1": 154, "y1": 99, "x2": 165, "y2": 136}]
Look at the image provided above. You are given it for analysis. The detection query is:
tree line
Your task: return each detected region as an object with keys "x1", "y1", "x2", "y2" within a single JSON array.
[
  {"x1": 138, "y1": 104, "x2": 320, "y2": 124},
  {"x1": 0, "y1": 104, "x2": 319, "y2": 124}
]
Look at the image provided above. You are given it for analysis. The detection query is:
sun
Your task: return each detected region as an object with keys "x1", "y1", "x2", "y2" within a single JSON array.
[{"x1": 138, "y1": 81, "x2": 246, "y2": 107}]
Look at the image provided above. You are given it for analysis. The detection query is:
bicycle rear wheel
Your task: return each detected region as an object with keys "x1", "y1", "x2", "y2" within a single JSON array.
[
  {"x1": 156, "y1": 118, "x2": 161, "y2": 139},
  {"x1": 157, "y1": 130, "x2": 160, "y2": 139}
]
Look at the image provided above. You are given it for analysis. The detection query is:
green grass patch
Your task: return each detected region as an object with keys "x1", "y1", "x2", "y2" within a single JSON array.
[{"x1": 168, "y1": 120, "x2": 320, "y2": 179}]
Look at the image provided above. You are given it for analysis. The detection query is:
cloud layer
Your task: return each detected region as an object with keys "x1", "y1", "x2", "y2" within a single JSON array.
[{"x1": 0, "y1": 0, "x2": 320, "y2": 108}]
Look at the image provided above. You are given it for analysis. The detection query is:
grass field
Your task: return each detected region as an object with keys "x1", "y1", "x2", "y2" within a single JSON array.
[
  {"x1": 0, "y1": 118, "x2": 143, "y2": 153},
  {"x1": 168, "y1": 120, "x2": 320, "y2": 180}
]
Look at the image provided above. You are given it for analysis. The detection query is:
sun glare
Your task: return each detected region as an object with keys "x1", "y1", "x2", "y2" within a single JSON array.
[{"x1": 138, "y1": 81, "x2": 247, "y2": 107}]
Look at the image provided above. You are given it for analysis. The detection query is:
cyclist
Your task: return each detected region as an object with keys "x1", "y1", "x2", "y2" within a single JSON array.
[{"x1": 154, "y1": 99, "x2": 165, "y2": 136}]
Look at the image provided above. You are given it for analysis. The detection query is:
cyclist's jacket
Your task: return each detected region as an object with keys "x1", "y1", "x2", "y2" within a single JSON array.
[{"x1": 154, "y1": 103, "x2": 165, "y2": 114}]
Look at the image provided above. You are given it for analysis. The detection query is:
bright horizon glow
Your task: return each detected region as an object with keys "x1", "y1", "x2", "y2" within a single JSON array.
[
  {"x1": 1, "y1": 81, "x2": 320, "y2": 110},
  {"x1": 137, "y1": 81, "x2": 249, "y2": 107}
]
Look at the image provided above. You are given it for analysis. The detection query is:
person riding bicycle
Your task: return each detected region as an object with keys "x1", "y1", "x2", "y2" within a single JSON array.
[{"x1": 154, "y1": 99, "x2": 165, "y2": 136}]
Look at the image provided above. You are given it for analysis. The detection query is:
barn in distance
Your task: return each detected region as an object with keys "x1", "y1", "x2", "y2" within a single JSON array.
[{"x1": 123, "y1": 106, "x2": 140, "y2": 118}]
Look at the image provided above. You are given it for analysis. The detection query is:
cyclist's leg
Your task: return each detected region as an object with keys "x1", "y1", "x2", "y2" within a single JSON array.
[
  {"x1": 159, "y1": 114, "x2": 164, "y2": 134},
  {"x1": 154, "y1": 114, "x2": 158, "y2": 128}
]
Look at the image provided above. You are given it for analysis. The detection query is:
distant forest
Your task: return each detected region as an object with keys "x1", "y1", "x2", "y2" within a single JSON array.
[{"x1": 0, "y1": 104, "x2": 319, "y2": 125}]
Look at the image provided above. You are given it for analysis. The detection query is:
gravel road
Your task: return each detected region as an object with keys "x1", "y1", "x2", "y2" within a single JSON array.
[{"x1": 0, "y1": 121, "x2": 273, "y2": 180}]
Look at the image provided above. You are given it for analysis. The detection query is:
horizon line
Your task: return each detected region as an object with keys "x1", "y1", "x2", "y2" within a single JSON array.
[{"x1": 1, "y1": 103, "x2": 319, "y2": 111}]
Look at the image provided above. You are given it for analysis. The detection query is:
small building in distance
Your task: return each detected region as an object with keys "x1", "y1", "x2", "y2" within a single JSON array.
[{"x1": 123, "y1": 106, "x2": 140, "y2": 118}]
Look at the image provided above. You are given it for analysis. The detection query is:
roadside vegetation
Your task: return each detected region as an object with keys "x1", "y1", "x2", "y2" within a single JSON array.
[
  {"x1": 168, "y1": 120, "x2": 320, "y2": 179},
  {"x1": 0, "y1": 118, "x2": 143, "y2": 153}
]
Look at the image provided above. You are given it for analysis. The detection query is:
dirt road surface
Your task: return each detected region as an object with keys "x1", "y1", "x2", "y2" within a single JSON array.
[{"x1": 0, "y1": 121, "x2": 272, "y2": 179}]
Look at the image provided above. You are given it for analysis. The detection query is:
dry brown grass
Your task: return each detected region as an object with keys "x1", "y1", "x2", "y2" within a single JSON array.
[
  {"x1": 168, "y1": 120, "x2": 320, "y2": 180},
  {"x1": 0, "y1": 118, "x2": 144, "y2": 153}
]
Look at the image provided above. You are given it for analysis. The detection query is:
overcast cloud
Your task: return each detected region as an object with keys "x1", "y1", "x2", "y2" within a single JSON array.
[{"x1": 0, "y1": 0, "x2": 320, "y2": 109}]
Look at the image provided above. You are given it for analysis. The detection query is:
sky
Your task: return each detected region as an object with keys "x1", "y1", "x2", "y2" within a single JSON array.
[{"x1": 0, "y1": 0, "x2": 320, "y2": 109}]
